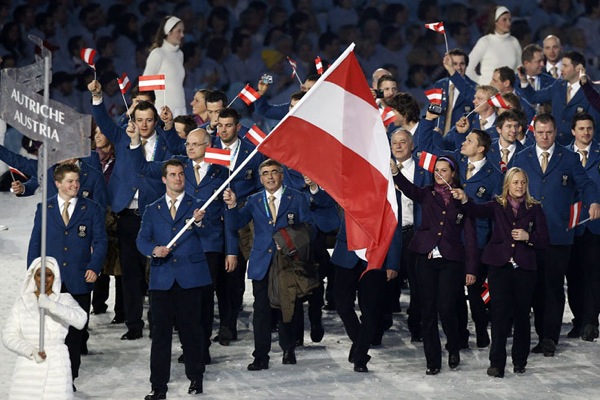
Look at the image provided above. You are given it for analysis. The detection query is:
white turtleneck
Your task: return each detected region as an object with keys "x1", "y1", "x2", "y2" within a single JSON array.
[{"x1": 466, "y1": 32, "x2": 522, "y2": 85}]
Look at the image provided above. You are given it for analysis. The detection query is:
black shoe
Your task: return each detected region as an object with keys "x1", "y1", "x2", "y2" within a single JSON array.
[
  {"x1": 348, "y1": 344, "x2": 356, "y2": 363},
  {"x1": 411, "y1": 334, "x2": 423, "y2": 343},
  {"x1": 188, "y1": 379, "x2": 203, "y2": 394},
  {"x1": 531, "y1": 342, "x2": 543, "y2": 354},
  {"x1": 448, "y1": 352, "x2": 460, "y2": 369},
  {"x1": 144, "y1": 389, "x2": 167, "y2": 400},
  {"x1": 541, "y1": 338, "x2": 556, "y2": 357},
  {"x1": 282, "y1": 350, "x2": 297, "y2": 365},
  {"x1": 476, "y1": 331, "x2": 490, "y2": 348},
  {"x1": 310, "y1": 322, "x2": 324, "y2": 343},
  {"x1": 354, "y1": 361, "x2": 369, "y2": 372},
  {"x1": 91, "y1": 308, "x2": 107, "y2": 315},
  {"x1": 567, "y1": 325, "x2": 582, "y2": 338},
  {"x1": 487, "y1": 366, "x2": 505, "y2": 378},
  {"x1": 121, "y1": 330, "x2": 143, "y2": 340},
  {"x1": 581, "y1": 324, "x2": 600, "y2": 342},
  {"x1": 247, "y1": 358, "x2": 269, "y2": 371},
  {"x1": 513, "y1": 365, "x2": 526, "y2": 374},
  {"x1": 72, "y1": 384, "x2": 77, "y2": 392},
  {"x1": 111, "y1": 316, "x2": 125, "y2": 324},
  {"x1": 295, "y1": 338, "x2": 304, "y2": 347},
  {"x1": 426, "y1": 367, "x2": 440, "y2": 375},
  {"x1": 323, "y1": 302, "x2": 336, "y2": 311},
  {"x1": 178, "y1": 353, "x2": 185, "y2": 364}
]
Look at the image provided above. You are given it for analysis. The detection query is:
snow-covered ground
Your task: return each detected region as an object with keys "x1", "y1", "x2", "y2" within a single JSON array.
[{"x1": 1, "y1": 191, "x2": 599, "y2": 399}]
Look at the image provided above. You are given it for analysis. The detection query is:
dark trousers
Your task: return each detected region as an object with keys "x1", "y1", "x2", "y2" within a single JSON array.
[
  {"x1": 334, "y1": 264, "x2": 386, "y2": 364},
  {"x1": 150, "y1": 283, "x2": 205, "y2": 392},
  {"x1": 202, "y1": 252, "x2": 221, "y2": 346},
  {"x1": 567, "y1": 230, "x2": 600, "y2": 328},
  {"x1": 251, "y1": 275, "x2": 299, "y2": 361},
  {"x1": 533, "y1": 245, "x2": 571, "y2": 344},
  {"x1": 488, "y1": 264, "x2": 536, "y2": 369},
  {"x1": 62, "y1": 290, "x2": 90, "y2": 380},
  {"x1": 92, "y1": 274, "x2": 124, "y2": 318},
  {"x1": 417, "y1": 256, "x2": 464, "y2": 369},
  {"x1": 117, "y1": 211, "x2": 147, "y2": 332},
  {"x1": 401, "y1": 228, "x2": 421, "y2": 337},
  {"x1": 215, "y1": 251, "x2": 244, "y2": 340}
]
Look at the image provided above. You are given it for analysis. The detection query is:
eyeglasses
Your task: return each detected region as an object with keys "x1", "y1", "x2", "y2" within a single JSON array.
[
  {"x1": 184, "y1": 142, "x2": 209, "y2": 148},
  {"x1": 261, "y1": 170, "x2": 282, "y2": 177}
]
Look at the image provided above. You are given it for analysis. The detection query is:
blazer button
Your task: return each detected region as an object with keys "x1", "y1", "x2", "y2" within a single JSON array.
[
  {"x1": 440, "y1": 222, "x2": 444, "y2": 225},
  {"x1": 513, "y1": 222, "x2": 516, "y2": 226},
  {"x1": 511, "y1": 243, "x2": 515, "y2": 247},
  {"x1": 64, "y1": 231, "x2": 68, "y2": 235},
  {"x1": 64, "y1": 247, "x2": 68, "y2": 251},
  {"x1": 172, "y1": 227, "x2": 177, "y2": 231},
  {"x1": 438, "y1": 232, "x2": 442, "y2": 236},
  {"x1": 173, "y1": 258, "x2": 177, "y2": 263},
  {"x1": 442, "y1": 211, "x2": 446, "y2": 215},
  {"x1": 268, "y1": 249, "x2": 272, "y2": 252},
  {"x1": 63, "y1": 262, "x2": 67, "y2": 266}
]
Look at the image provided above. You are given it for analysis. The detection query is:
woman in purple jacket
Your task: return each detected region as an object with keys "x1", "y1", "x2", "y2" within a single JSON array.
[
  {"x1": 392, "y1": 155, "x2": 478, "y2": 376},
  {"x1": 453, "y1": 167, "x2": 549, "y2": 378}
]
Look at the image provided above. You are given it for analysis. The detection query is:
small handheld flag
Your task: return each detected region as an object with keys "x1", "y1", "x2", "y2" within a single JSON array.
[
  {"x1": 117, "y1": 73, "x2": 131, "y2": 94},
  {"x1": 528, "y1": 116, "x2": 536, "y2": 133},
  {"x1": 499, "y1": 160, "x2": 507, "y2": 173},
  {"x1": 424, "y1": 22, "x2": 448, "y2": 54},
  {"x1": 418, "y1": 151, "x2": 437, "y2": 173},
  {"x1": 315, "y1": 56, "x2": 324, "y2": 75},
  {"x1": 487, "y1": 93, "x2": 511, "y2": 109},
  {"x1": 380, "y1": 107, "x2": 396, "y2": 127},
  {"x1": 80, "y1": 48, "x2": 97, "y2": 80},
  {"x1": 139, "y1": 74, "x2": 166, "y2": 91},
  {"x1": 481, "y1": 281, "x2": 490, "y2": 304},
  {"x1": 568, "y1": 201, "x2": 583, "y2": 230},
  {"x1": 9, "y1": 166, "x2": 28, "y2": 180},
  {"x1": 287, "y1": 56, "x2": 303, "y2": 86},
  {"x1": 204, "y1": 148, "x2": 231, "y2": 167},
  {"x1": 425, "y1": 88, "x2": 443, "y2": 105},
  {"x1": 245, "y1": 125, "x2": 267, "y2": 146},
  {"x1": 238, "y1": 84, "x2": 261, "y2": 106}
]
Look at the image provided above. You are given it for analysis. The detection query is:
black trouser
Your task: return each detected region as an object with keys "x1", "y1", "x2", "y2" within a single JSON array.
[
  {"x1": 202, "y1": 252, "x2": 222, "y2": 352},
  {"x1": 488, "y1": 264, "x2": 536, "y2": 369},
  {"x1": 62, "y1": 289, "x2": 90, "y2": 380},
  {"x1": 92, "y1": 274, "x2": 124, "y2": 318},
  {"x1": 215, "y1": 251, "x2": 244, "y2": 341},
  {"x1": 567, "y1": 230, "x2": 600, "y2": 329},
  {"x1": 117, "y1": 210, "x2": 147, "y2": 333},
  {"x1": 417, "y1": 256, "x2": 464, "y2": 370},
  {"x1": 150, "y1": 283, "x2": 205, "y2": 393},
  {"x1": 401, "y1": 227, "x2": 421, "y2": 337},
  {"x1": 533, "y1": 245, "x2": 571, "y2": 344},
  {"x1": 334, "y1": 264, "x2": 386, "y2": 364}
]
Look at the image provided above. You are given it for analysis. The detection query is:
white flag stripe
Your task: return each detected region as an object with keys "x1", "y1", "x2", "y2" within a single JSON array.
[
  {"x1": 206, "y1": 153, "x2": 230, "y2": 162},
  {"x1": 139, "y1": 79, "x2": 165, "y2": 86},
  {"x1": 427, "y1": 93, "x2": 443, "y2": 101}
]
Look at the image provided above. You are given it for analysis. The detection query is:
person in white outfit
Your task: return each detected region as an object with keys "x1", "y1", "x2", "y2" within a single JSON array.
[
  {"x1": 143, "y1": 15, "x2": 187, "y2": 117},
  {"x1": 466, "y1": 6, "x2": 522, "y2": 85},
  {"x1": 2, "y1": 257, "x2": 87, "y2": 400}
]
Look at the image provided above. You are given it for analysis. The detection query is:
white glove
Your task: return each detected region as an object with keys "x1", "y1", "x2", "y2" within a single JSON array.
[
  {"x1": 38, "y1": 294, "x2": 56, "y2": 312},
  {"x1": 31, "y1": 348, "x2": 46, "y2": 363}
]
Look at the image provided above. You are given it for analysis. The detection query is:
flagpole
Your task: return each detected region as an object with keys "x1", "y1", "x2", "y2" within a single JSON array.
[
  {"x1": 292, "y1": 68, "x2": 303, "y2": 86},
  {"x1": 227, "y1": 96, "x2": 238, "y2": 108},
  {"x1": 166, "y1": 147, "x2": 261, "y2": 248},
  {"x1": 435, "y1": 171, "x2": 453, "y2": 190},
  {"x1": 9, "y1": 170, "x2": 15, "y2": 182},
  {"x1": 566, "y1": 217, "x2": 591, "y2": 231},
  {"x1": 464, "y1": 101, "x2": 486, "y2": 118}
]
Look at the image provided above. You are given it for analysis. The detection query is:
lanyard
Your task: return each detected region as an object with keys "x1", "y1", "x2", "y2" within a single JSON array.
[{"x1": 263, "y1": 187, "x2": 285, "y2": 220}]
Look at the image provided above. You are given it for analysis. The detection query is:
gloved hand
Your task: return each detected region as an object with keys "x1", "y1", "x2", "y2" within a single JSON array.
[
  {"x1": 31, "y1": 348, "x2": 46, "y2": 363},
  {"x1": 38, "y1": 294, "x2": 56, "y2": 312}
]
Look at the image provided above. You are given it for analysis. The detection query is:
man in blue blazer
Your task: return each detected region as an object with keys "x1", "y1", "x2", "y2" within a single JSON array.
[
  {"x1": 89, "y1": 79, "x2": 173, "y2": 340},
  {"x1": 518, "y1": 50, "x2": 600, "y2": 146},
  {"x1": 487, "y1": 111, "x2": 527, "y2": 173},
  {"x1": 223, "y1": 159, "x2": 314, "y2": 371},
  {"x1": 514, "y1": 113, "x2": 600, "y2": 356},
  {"x1": 136, "y1": 159, "x2": 211, "y2": 399},
  {"x1": 27, "y1": 163, "x2": 107, "y2": 386},
  {"x1": 565, "y1": 113, "x2": 600, "y2": 342}
]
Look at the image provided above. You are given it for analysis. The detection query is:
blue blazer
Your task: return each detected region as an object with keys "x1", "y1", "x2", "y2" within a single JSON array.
[
  {"x1": 443, "y1": 118, "x2": 498, "y2": 151},
  {"x1": 92, "y1": 103, "x2": 172, "y2": 213},
  {"x1": 486, "y1": 138, "x2": 525, "y2": 173},
  {"x1": 27, "y1": 196, "x2": 107, "y2": 295},
  {"x1": 570, "y1": 141, "x2": 600, "y2": 236},
  {"x1": 521, "y1": 81, "x2": 600, "y2": 146},
  {"x1": 514, "y1": 144, "x2": 600, "y2": 245},
  {"x1": 226, "y1": 187, "x2": 314, "y2": 280},
  {"x1": 254, "y1": 96, "x2": 289, "y2": 121},
  {"x1": 464, "y1": 199, "x2": 549, "y2": 270},
  {"x1": 283, "y1": 166, "x2": 305, "y2": 191},
  {"x1": 137, "y1": 194, "x2": 212, "y2": 290},
  {"x1": 432, "y1": 73, "x2": 477, "y2": 133},
  {"x1": 303, "y1": 187, "x2": 341, "y2": 234}
]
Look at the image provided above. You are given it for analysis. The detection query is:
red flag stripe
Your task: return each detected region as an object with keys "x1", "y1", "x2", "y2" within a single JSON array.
[
  {"x1": 419, "y1": 151, "x2": 437, "y2": 173},
  {"x1": 9, "y1": 167, "x2": 28, "y2": 179},
  {"x1": 315, "y1": 56, "x2": 323, "y2": 74},
  {"x1": 424, "y1": 22, "x2": 445, "y2": 33},
  {"x1": 117, "y1": 73, "x2": 131, "y2": 94},
  {"x1": 80, "y1": 48, "x2": 96, "y2": 67},
  {"x1": 239, "y1": 84, "x2": 260, "y2": 105},
  {"x1": 139, "y1": 75, "x2": 166, "y2": 91},
  {"x1": 245, "y1": 125, "x2": 267, "y2": 146},
  {"x1": 487, "y1": 93, "x2": 511, "y2": 109},
  {"x1": 569, "y1": 201, "x2": 582, "y2": 229},
  {"x1": 204, "y1": 148, "x2": 231, "y2": 166},
  {"x1": 425, "y1": 88, "x2": 443, "y2": 104}
]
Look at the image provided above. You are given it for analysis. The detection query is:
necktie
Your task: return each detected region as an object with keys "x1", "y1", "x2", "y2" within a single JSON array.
[
  {"x1": 194, "y1": 164, "x2": 201, "y2": 185},
  {"x1": 541, "y1": 151, "x2": 549, "y2": 173},
  {"x1": 578, "y1": 149, "x2": 588, "y2": 167},
  {"x1": 550, "y1": 66, "x2": 558, "y2": 78},
  {"x1": 501, "y1": 148, "x2": 510, "y2": 164},
  {"x1": 479, "y1": 118, "x2": 487, "y2": 129},
  {"x1": 268, "y1": 195, "x2": 277, "y2": 223},
  {"x1": 528, "y1": 77, "x2": 536, "y2": 90},
  {"x1": 466, "y1": 162, "x2": 475, "y2": 179},
  {"x1": 62, "y1": 200, "x2": 70, "y2": 226},
  {"x1": 566, "y1": 85, "x2": 572, "y2": 104},
  {"x1": 443, "y1": 83, "x2": 455, "y2": 134},
  {"x1": 169, "y1": 198, "x2": 177, "y2": 220},
  {"x1": 141, "y1": 139, "x2": 148, "y2": 157}
]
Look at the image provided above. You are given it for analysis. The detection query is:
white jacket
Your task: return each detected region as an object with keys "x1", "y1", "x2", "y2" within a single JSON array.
[{"x1": 2, "y1": 257, "x2": 87, "y2": 400}]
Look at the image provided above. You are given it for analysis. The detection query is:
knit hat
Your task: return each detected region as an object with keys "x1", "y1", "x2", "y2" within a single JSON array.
[{"x1": 495, "y1": 6, "x2": 510, "y2": 21}]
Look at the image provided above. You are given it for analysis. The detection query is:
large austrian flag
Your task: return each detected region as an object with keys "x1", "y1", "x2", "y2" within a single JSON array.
[{"x1": 258, "y1": 43, "x2": 398, "y2": 272}]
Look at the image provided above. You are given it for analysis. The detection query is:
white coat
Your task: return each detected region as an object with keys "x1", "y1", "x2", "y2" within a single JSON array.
[{"x1": 2, "y1": 257, "x2": 87, "y2": 400}]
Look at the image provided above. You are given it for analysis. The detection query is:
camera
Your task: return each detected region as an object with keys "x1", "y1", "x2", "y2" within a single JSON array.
[
  {"x1": 261, "y1": 74, "x2": 273, "y2": 84},
  {"x1": 375, "y1": 89, "x2": 384, "y2": 99},
  {"x1": 518, "y1": 66, "x2": 526, "y2": 75},
  {"x1": 427, "y1": 103, "x2": 444, "y2": 115}
]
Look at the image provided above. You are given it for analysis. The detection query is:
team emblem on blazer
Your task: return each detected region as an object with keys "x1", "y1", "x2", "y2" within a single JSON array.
[
  {"x1": 577, "y1": 107, "x2": 584, "y2": 113},
  {"x1": 185, "y1": 219, "x2": 194, "y2": 229},
  {"x1": 455, "y1": 213, "x2": 464, "y2": 225},
  {"x1": 528, "y1": 221, "x2": 535, "y2": 233},
  {"x1": 287, "y1": 213, "x2": 295, "y2": 225},
  {"x1": 464, "y1": 106, "x2": 472, "y2": 113},
  {"x1": 245, "y1": 169, "x2": 253, "y2": 180},
  {"x1": 476, "y1": 186, "x2": 486, "y2": 198},
  {"x1": 78, "y1": 225, "x2": 87, "y2": 238},
  {"x1": 562, "y1": 175, "x2": 569, "y2": 186},
  {"x1": 82, "y1": 190, "x2": 89, "y2": 198}
]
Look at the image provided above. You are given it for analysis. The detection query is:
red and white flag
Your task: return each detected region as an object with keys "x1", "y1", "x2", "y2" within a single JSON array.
[
  {"x1": 204, "y1": 148, "x2": 231, "y2": 167},
  {"x1": 528, "y1": 116, "x2": 536, "y2": 133},
  {"x1": 117, "y1": 72, "x2": 131, "y2": 94},
  {"x1": 238, "y1": 84, "x2": 261, "y2": 105},
  {"x1": 481, "y1": 281, "x2": 490, "y2": 304},
  {"x1": 418, "y1": 151, "x2": 437, "y2": 173},
  {"x1": 287, "y1": 56, "x2": 298, "y2": 71},
  {"x1": 139, "y1": 74, "x2": 166, "y2": 91},
  {"x1": 499, "y1": 160, "x2": 507, "y2": 173},
  {"x1": 9, "y1": 166, "x2": 28, "y2": 180},
  {"x1": 569, "y1": 201, "x2": 582, "y2": 229},
  {"x1": 424, "y1": 22, "x2": 445, "y2": 34},
  {"x1": 315, "y1": 56, "x2": 324, "y2": 75},
  {"x1": 245, "y1": 125, "x2": 267, "y2": 146},
  {"x1": 257, "y1": 43, "x2": 398, "y2": 273},
  {"x1": 425, "y1": 88, "x2": 443, "y2": 105},
  {"x1": 487, "y1": 93, "x2": 511, "y2": 109},
  {"x1": 380, "y1": 106, "x2": 396, "y2": 127},
  {"x1": 80, "y1": 48, "x2": 97, "y2": 68}
]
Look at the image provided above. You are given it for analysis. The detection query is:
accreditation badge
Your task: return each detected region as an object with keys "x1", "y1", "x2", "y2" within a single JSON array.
[
  {"x1": 287, "y1": 213, "x2": 296, "y2": 226},
  {"x1": 476, "y1": 186, "x2": 486, "y2": 198},
  {"x1": 82, "y1": 190, "x2": 89, "y2": 198},
  {"x1": 78, "y1": 225, "x2": 87, "y2": 238}
]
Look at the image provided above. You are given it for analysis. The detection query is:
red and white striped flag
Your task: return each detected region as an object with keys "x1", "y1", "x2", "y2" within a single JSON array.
[
  {"x1": 117, "y1": 72, "x2": 131, "y2": 94},
  {"x1": 9, "y1": 166, "x2": 28, "y2": 180},
  {"x1": 380, "y1": 106, "x2": 396, "y2": 127},
  {"x1": 204, "y1": 148, "x2": 231, "y2": 167},
  {"x1": 139, "y1": 74, "x2": 166, "y2": 91},
  {"x1": 80, "y1": 48, "x2": 97, "y2": 68},
  {"x1": 238, "y1": 84, "x2": 261, "y2": 105},
  {"x1": 245, "y1": 124, "x2": 267, "y2": 146},
  {"x1": 418, "y1": 151, "x2": 438, "y2": 173},
  {"x1": 528, "y1": 116, "x2": 536, "y2": 133},
  {"x1": 425, "y1": 88, "x2": 443, "y2": 105},
  {"x1": 499, "y1": 160, "x2": 507, "y2": 173},
  {"x1": 315, "y1": 56, "x2": 324, "y2": 75},
  {"x1": 257, "y1": 43, "x2": 398, "y2": 273},
  {"x1": 569, "y1": 201, "x2": 583, "y2": 229},
  {"x1": 487, "y1": 93, "x2": 511, "y2": 109},
  {"x1": 424, "y1": 22, "x2": 445, "y2": 34},
  {"x1": 287, "y1": 56, "x2": 298, "y2": 71},
  {"x1": 481, "y1": 281, "x2": 490, "y2": 304}
]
